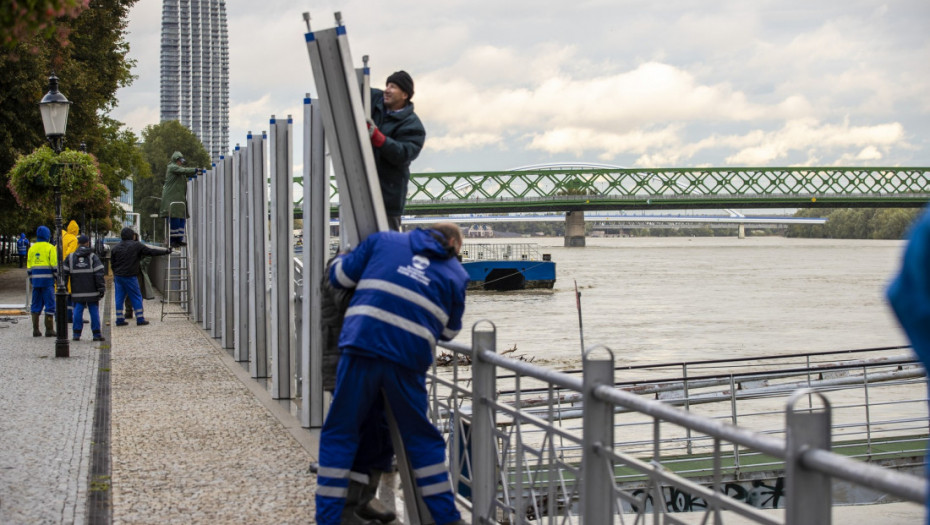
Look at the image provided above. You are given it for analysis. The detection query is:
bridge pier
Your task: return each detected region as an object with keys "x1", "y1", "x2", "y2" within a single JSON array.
[
  {"x1": 565, "y1": 211, "x2": 586, "y2": 247},
  {"x1": 738, "y1": 224, "x2": 745, "y2": 239}
]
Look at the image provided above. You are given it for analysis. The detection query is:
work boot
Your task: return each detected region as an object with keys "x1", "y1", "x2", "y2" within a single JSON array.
[
  {"x1": 32, "y1": 313, "x2": 41, "y2": 337},
  {"x1": 93, "y1": 333, "x2": 105, "y2": 342},
  {"x1": 44, "y1": 315, "x2": 56, "y2": 337},
  {"x1": 356, "y1": 471, "x2": 396, "y2": 523},
  {"x1": 136, "y1": 319, "x2": 149, "y2": 326},
  {"x1": 342, "y1": 479, "x2": 380, "y2": 525},
  {"x1": 72, "y1": 330, "x2": 81, "y2": 341}
]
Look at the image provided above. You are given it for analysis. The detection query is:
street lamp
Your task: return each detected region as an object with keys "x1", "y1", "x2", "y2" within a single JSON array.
[{"x1": 39, "y1": 72, "x2": 72, "y2": 358}]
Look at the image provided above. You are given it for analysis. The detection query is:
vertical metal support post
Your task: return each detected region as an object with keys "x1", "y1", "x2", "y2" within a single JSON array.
[
  {"x1": 303, "y1": 96, "x2": 328, "y2": 428},
  {"x1": 581, "y1": 346, "x2": 615, "y2": 523},
  {"x1": 472, "y1": 323, "x2": 498, "y2": 523},
  {"x1": 206, "y1": 163, "x2": 217, "y2": 331},
  {"x1": 233, "y1": 144, "x2": 250, "y2": 362},
  {"x1": 304, "y1": 14, "x2": 388, "y2": 247},
  {"x1": 268, "y1": 115, "x2": 295, "y2": 399},
  {"x1": 214, "y1": 157, "x2": 226, "y2": 340},
  {"x1": 356, "y1": 54, "x2": 370, "y2": 115},
  {"x1": 187, "y1": 172, "x2": 199, "y2": 322},
  {"x1": 247, "y1": 132, "x2": 269, "y2": 379},
  {"x1": 199, "y1": 167, "x2": 209, "y2": 328},
  {"x1": 222, "y1": 155, "x2": 235, "y2": 348},
  {"x1": 786, "y1": 389, "x2": 832, "y2": 525}
]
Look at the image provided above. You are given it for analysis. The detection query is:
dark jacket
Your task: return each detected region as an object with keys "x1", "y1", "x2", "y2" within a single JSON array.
[
  {"x1": 370, "y1": 89, "x2": 426, "y2": 217},
  {"x1": 111, "y1": 230, "x2": 171, "y2": 277},
  {"x1": 329, "y1": 228, "x2": 468, "y2": 373},
  {"x1": 160, "y1": 151, "x2": 197, "y2": 218},
  {"x1": 63, "y1": 246, "x2": 105, "y2": 304}
]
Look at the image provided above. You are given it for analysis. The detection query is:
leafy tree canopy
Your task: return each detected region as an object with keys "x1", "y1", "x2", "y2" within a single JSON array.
[
  {"x1": 1, "y1": 0, "x2": 89, "y2": 49},
  {"x1": 0, "y1": 0, "x2": 140, "y2": 235}
]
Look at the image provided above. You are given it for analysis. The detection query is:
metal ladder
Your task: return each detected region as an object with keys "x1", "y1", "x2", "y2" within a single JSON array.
[{"x1": 161, "y1": 201, "x2": 190, "y2": 320}]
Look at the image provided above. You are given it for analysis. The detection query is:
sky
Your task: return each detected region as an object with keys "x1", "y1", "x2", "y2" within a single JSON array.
[{"x1": 111, "y1": 0, "x2": 930, "y2": 173}]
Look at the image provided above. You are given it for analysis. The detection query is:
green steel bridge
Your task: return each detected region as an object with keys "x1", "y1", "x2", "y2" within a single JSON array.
[{"x1": 302, "y1": 166, "x2": 930, "y2": 215}]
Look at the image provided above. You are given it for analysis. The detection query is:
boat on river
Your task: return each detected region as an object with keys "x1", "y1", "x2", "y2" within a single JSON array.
[{"x1": 460, "y1": 243, "x2": 555, "y2": 291}]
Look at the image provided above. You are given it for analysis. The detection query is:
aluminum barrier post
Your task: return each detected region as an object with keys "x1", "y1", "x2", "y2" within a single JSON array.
[
  {"x1": 472, "y1": 323, "x2": 498, "y2": 523},
  {"x1": 206, "y1": 162, "x2": 217, "y2": 332},
  {"x1": 247, "y1": 131, "x2": 269, "y2": 379},
  {"x1": 231, "y1": 146, "x2": 243, "y2": 360},
  {"x1": 214, "y1": 157, "x2": 226, "y2": 340},
  {"x1": 199, "y1": 167, "x2": 207, "y2": 326},
  {"x1": 214, "y1": 159, "x2": 225, "y2": 337},
  {"x1": 187, "y1": 172, "x2": 198, "y2": 321},
  {"x1": 222, "y1": 155, "x2": 235, "y2": 348},
  {"x1": 581, "y1": 346, "x2": 615, "y2": 523},
  {"x1": 269, "y1": 115, "x2": 295, "y2": 399},
  {"x1": 786, "y1": 389, "x2": 832, "y2": 525},
  {"x1": 234, "y1": 144, "x2": 250, "y2": 362},
  {"x1": 303, "y1": 96, "x2": 328, "y2": 428}
]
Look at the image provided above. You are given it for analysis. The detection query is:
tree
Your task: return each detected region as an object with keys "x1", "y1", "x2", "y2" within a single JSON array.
[
  {"x1": 136, "y1": 121, "x2": 211, "y2": 241},
  {"x1": 0, "y1": 0, "x2": 139, "y2": 235},
  {"x1": 1, "y1": 0, "x2": 88, "y2": 49}
]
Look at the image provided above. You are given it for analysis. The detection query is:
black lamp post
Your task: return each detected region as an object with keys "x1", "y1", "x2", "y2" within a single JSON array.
[{"x1": 39, "y1": 72, "x2": 72, "y2": 358}]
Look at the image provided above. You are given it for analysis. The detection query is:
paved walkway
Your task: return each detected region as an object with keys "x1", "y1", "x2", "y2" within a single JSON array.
[{"x1": 0, "y1": 263, "x2": 923, "y2": 524}]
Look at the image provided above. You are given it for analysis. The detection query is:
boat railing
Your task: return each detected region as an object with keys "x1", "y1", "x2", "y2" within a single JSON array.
[{"x1": 461, "y1": 243, "x2": 542, "y2": 261}]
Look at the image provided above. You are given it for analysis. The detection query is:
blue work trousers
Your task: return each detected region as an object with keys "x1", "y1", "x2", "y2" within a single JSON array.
[
  {"x1": 114, "y1": 275, "x2": 145, "y2": 324},
  {"x1": 315, "y1": 352, "x2": 460, "y2": 525},
  {"x1": 31, "y1": 285, "x2": 55, "y2": 315},
  {"x1": 73, "y1": 302, "x2": 101, "y2": 337},
  {"x1": 168, "y1": 217, "x2": 186, "y2": 244}
]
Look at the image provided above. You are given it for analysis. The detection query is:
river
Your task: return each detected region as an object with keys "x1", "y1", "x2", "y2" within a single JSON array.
[{"x1": 456, "y1": 236, "x2": 911, "y2": 370}]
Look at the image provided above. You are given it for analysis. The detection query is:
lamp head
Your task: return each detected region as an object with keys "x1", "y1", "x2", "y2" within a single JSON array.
[{"x1": 39, "y1": 73, "x2": 72, "y2": 139}]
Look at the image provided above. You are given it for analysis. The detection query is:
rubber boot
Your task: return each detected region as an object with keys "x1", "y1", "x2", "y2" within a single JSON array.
[
  {"x1": 356, "y1": 471, "x2": 396, "y2": 523},
  {"x1": 342, "y1": 480, "x2": 380, "y2": 525},
  {"x1": 32, "y1": 313, "x2": 41, "y2": 337},
  {"x1": 44, "y1": 314, "x2": 56, "y2": 337}
]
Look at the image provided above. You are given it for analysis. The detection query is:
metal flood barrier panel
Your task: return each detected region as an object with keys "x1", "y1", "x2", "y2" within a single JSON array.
[{"x1": 268, "y1": 115, "x2": 295, "y2": 400}]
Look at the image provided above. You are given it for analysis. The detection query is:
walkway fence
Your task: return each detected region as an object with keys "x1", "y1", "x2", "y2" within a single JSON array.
[{"x1": 429, "y1": 327, "x2": 928, "y2": 524}]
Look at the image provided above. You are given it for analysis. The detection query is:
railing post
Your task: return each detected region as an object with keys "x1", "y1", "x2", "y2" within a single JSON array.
[
  {"x1": 786, "y1": 389, "x2": 831, "y2": 525},
  {"x1": 581, "y1": 346, "x2": 614, "y2": 524},
  {"x1": 471, "y1": 323, "x2": 497, "y2": 524}
]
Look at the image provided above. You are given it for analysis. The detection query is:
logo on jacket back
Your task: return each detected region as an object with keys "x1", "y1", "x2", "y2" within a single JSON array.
[{"x1": 398, "y1": 255, "x2": 431, "y2": 285}]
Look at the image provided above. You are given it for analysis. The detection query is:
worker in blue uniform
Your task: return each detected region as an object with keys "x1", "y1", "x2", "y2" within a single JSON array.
[
  {"x1": 886, "y1": 206, "x2": 930, "y2": 525},
  {"x1": 315, "y1": 223, "x2": 469, "y2": 525}
]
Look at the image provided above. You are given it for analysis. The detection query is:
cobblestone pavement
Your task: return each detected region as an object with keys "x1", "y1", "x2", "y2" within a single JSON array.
[
  {"x1": 110, "y1": 301, "x2": 318, "y2": 524},
  {"x1": 0, "y1": 283, "x2": 99, "y2": 524}
]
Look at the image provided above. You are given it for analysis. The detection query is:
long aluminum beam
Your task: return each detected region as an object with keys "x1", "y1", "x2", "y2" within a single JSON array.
[
  {"x1": 222, "y1": 155, "x2": 235, "y2": 348},
  {"x1": 302, "y1": 96, "x2": 328, "y2": 428},
  {"x1": 247, "y1": 132, "x2": 269, "y2": 379},
  {"x1": 269, "y1": 116, "x2": 295, "y2": 399},
  {"x1": 304, "y1": 14, "x2": 387, "y2": 246},
  {"x1": 233, "y1": 144, "x2": 250, "y2": 362}
]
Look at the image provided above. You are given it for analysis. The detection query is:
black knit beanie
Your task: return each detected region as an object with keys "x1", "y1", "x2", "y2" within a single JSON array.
[{"x1": 386, "y1": 71, "x2": 414, "y2": 100}]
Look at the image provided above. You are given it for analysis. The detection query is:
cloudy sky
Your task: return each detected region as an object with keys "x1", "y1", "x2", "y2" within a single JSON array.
[{"x1": 112, "y1": 0, "x2": 930, "y2": 173}]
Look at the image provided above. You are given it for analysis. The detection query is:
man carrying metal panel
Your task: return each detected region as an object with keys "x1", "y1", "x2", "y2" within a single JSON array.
[
  {"x1": 367, "y1": 70, "x2": 426, "y2": 231},
  {"x1": 315, "y1": 223, "x2": 468, "y2": 525}
]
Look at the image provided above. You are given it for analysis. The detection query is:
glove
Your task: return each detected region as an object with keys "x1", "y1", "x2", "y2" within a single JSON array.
[
  {"x1": 366, "y1": 118, "x2": 386, "y2": 148},
  {"x1": 98, "y1": 290, "x2": 105, "y2": 299}
]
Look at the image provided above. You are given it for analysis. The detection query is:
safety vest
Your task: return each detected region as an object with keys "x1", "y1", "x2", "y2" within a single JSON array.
[{"x1": 27, "y1": 242, "x2": 58, "y2": 287}]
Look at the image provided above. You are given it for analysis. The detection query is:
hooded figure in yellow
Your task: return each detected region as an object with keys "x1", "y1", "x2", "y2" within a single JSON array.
[{"x1": 62, "y1": 220, "x2": 80, "y2": 321}]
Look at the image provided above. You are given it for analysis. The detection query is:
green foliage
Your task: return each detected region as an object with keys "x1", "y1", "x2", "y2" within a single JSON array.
[
  {"x1": 0, "y1": 0, "x2": 138, "y2": 235},
  {"x1": 135, "y1": 121, "x2": 210, "y2": 240},
  {"x1": 787, "y1": 208, "x2": 922, "y2": 239},
  {"x1": 7, "y1": 145, "x2": 110, "y2": 221},
  {"x1": 1, "y1": 0, "x2": 88, "y2": 49}
]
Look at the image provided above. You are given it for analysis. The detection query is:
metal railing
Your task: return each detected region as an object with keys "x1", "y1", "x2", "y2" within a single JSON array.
[{"x1": 430, "y1": 323, "x2": 928, "y2": 524}]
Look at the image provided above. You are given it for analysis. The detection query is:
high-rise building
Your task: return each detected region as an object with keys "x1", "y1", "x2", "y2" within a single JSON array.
[{"x1": 160, "y1": 0, "x2": 229, "y2": 161}]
